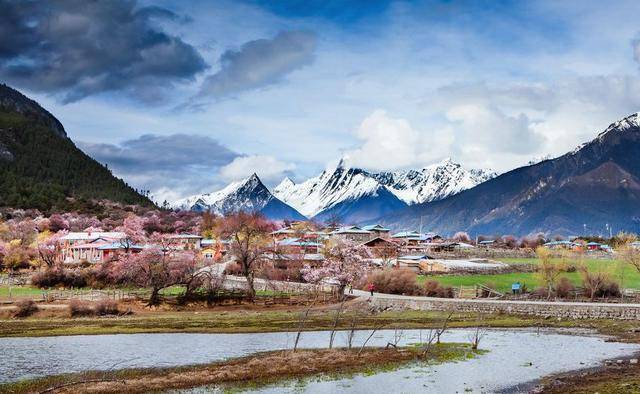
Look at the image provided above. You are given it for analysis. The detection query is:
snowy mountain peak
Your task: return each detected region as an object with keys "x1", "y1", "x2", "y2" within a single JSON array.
[
  {"x1": 273, "y1": 158, "x2": 495, "y2": 218},
  {"x1": 174, "y1": 174, "x2": 304, "y2": 220},
  {"x1": 275, "y1": 177, "x2": 295, "y2": 190},
  {"x1": 596, "y1": 112, "x2": 640, "y2": 141},
  {"x1": 571, "y1": 112, "x2": 640, "y2": 155},
  {"x1": 373, "y1": 159, "x2": 496, "y2": 205}
]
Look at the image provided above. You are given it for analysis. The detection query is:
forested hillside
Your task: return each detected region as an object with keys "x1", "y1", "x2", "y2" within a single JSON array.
[{"x1": 0, "y1": 84, "x2": 154, "y2": 211}]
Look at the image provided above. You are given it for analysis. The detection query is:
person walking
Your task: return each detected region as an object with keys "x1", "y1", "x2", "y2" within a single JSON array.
[{"x1": 367, "y1": 282, "x2": 375, "y2": 296}]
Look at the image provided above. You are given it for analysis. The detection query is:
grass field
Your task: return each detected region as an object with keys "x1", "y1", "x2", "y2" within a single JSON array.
[
  {"x1": 0, "y1": 284, "x2": 297, "y2": 300},
  {"x1": 419, "y1": 257, "x2": 636, "y2": 293}
]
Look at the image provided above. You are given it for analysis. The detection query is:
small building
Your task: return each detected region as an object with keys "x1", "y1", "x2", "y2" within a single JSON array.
[
  {"x1": 396, "y1": 254, "x2": 433, "y2": 272},
  {"x1": 168, "y1": 233, "x2": 203, "y2": 250},
  {"x1": 361, "y1": 237, "x2": 400, "y2": 258},
  {"x1": 478, "y1": 240, "x2": 496, "y2": 248},
  {"x1": 331, "y1": 226, "x2": 373, "y2": 243},
  {"x1": 391, "y1": 231, "x2": 441, "y2": 245},
  {"x1": 423, "y1": 242, "x2": 461, "y2": 252},
  {"x1": 419, "y1": 259, "x2": 508, "y2": 274},
  {"x1": 361, "y1": 224, "x2": 391, "y2": 238},
  {"x1": 275, "y1": 237, "x2": 321, "y2": 254},
  {"x1": 543, "y1": 240, "x2": 578, "y2": 250},
  {"x1": 64, "y1": 238, "x2": 143, "y2": 264},
  {"x1": 60, "y1": 231, "x2": 126, "y2": 248},
  {"x1": 60, "y1": 231, "x2": 128, "y2": 264},
  {"x1": 270, "y1": 227, "x2": 296, "y2": 240},
  {"x1": 200, "y1": 239, "x2": 228, "y2": 262}
]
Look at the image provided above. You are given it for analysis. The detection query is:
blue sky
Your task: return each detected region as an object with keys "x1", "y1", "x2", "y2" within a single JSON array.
[{"x1": 3, "y1": 0, "x2": 640, "y2": 203}]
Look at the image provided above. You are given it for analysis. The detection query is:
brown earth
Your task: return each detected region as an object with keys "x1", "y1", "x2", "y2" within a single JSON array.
[{"x1": 5, "y1": 344, "x2": 473, "y2": 394}]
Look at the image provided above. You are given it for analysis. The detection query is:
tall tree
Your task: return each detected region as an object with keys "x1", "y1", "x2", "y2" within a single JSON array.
[{"x1": 217, "y1": 212, "x2": 274, "y2": 300}]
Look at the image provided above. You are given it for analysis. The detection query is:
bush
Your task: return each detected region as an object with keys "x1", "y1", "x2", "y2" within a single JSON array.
[
  {"x1": 581, "y1": 268, "x2": 621, "y2": 299},
  {"x1": 532, "y1": 287, "x2": 550, "y2": 298},
  {"x1": 598, "y1": 281, "x2": 621, "y2": 298},
  {"x1": 223, "y1": 262, "x2": 243, "y2": 276},
  {"x1": 257, "y1": 265, "x2": 304, "y2": 282},
  {"x1": 31, "y1": 268, "x2": 88, "y2": 288},
  {"x1": 94, "y1": 299, "x2": 119, "y2": 316},
  {"x1": 13, "y1": 300, "x2": 38, "y2": 318},
  {"x1": 423, "y1": 280, "x2": 454, "y2": 298},
  {"x1": 364, "y1": 269, "x2": 419, "y2": 295},
  {"x1": 555, "y1": 277, "x2": 575, "y2": 298},
  {"x1": 68, "y1": 299, "x2": 94, "y2": 317}
]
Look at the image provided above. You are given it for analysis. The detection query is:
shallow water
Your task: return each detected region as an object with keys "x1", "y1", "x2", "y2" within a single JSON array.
[{"x1": 1, "y1": 328, "x2": 638, "y2": 393}]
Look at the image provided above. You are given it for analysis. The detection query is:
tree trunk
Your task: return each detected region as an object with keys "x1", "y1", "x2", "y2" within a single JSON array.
[
  {"x1": 148, "y1": 288, "x2": 161, "y2": 306},
  {"x1": 245, "y1": 272, "x2": 256, "y2": 301}
]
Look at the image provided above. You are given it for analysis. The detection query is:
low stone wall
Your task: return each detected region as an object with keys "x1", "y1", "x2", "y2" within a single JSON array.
[{"x1": 369, "y1": 295, "x2": 640, "y2": 320}]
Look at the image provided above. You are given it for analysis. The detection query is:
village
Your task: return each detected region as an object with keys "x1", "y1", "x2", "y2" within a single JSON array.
[{"x1": 1, "y1": 209, "x2": 637, "y2": 307}]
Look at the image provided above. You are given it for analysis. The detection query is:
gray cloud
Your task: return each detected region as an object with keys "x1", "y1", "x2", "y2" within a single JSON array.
[
  {"x1": 0, "y1": 0, "x2": 207, "y2": 103},
  {"x1": 79, "y1": 134, "x2": 239, "y2": 201},
  {"x1": 194, "y1": 30, "x2": 317, "y2": 101}
]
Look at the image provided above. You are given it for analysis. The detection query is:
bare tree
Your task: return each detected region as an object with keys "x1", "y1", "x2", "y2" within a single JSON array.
[
  {"x1": 358, "y1": 322, "x2": 387, "y2": 355},
  {"x1": 329, "y1": 299, "x2": 346, "y2": 349},
  {"x1": 346, "y1": 310, "x2": 363, "y2": 349},
  {"x1": 580, "y1": 266, "x2": 609, "y2": 301},
  {"x1": 468, "y1": 313, "x2": 487, "y2": 350},
  {"x1": 293, "y1": 302, "x2": 315, "y2": 352}
]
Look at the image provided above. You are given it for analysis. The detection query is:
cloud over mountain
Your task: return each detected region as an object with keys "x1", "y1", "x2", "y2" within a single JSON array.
[{"x1": 79, "y1": 134, "x2": 239, "y2": 202}]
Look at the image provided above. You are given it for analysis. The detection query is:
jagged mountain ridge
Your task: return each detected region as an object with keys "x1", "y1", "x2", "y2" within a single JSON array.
[
  {"x1": 175, "y1": 174, "x2": 305, "y2": 221},
  {"x1": 273, "y1": 158, "x2": 495, "y2": 222},
  {"x1": 375, "y1": 112, "x2": 640, "y2": 235}
]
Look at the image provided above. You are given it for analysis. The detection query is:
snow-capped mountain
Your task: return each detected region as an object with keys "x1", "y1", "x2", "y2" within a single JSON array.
[
  {"x1": 175, "y1": 174, "x2": 305, "y2": 220},
  {"x1": 273, "y1": 158, "x2": 495, "y2": 223},
  {"x1": 372, "y1": 158, "x2": 496, "y2": 204},
  {"x1": 377, "y1": 112, "x2": 640, "y2": 235}
]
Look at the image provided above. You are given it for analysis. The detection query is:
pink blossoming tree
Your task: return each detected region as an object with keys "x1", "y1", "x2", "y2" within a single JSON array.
[
  {"x1": 112, "y1": 247, "x2": 198, "y2": 306},
  {"x1": 302, "y1": 239, "x2": 373, "y2": 298},
  {"x1": 115, "y1": 215, "x2": 147, "y2": 252}
]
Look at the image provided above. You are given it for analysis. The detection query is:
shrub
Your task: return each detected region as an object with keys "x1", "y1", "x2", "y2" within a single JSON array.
[
  {"x1": 13, "y1": 300, "x2": 38, "y2": 318},
  {"x1": 365, "y1": 269, "x2": 419, "y2": 295},
  {"x1": 423, "y1": 280, "x2": 454, "y2": 298},
  {"x1": 555, "y1": 277, "x2": 575, "y2": 298},
  {"x1": 31, "y1": 268, "x2": 88, "y2": 288},
  {"x1": 223, "y1": 262, "x2": 243, "y2": 276},
  {"x1": 532, "y1": 287, "x2": 550, "y2": 298},
  {"x1": 68, "y1": 299, "x2": 94, "y2": 317},
  {"x1": 598, "y1": 281, "x2": 621, "y2": 298},
  {"x1": 581, "y1": 268, "x2": 621, "y2": 300},
  {"x1": 94, "y1": 299, "x2": 119, "y2": 316}
]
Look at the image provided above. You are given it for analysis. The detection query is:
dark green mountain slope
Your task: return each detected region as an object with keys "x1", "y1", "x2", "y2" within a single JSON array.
[{"x1": 0, "y1": 84, "x2": 154, "y2": 211}]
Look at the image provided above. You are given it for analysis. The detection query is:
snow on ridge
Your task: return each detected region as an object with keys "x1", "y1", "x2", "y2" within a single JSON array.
[
  {"x1": 273, "y1": 158, "x2": 495, "y2": 217},
  {"x1": 571, "y1": 112, "x2": 640, "y2": 156},
  {"x1": 174, "y1": 173, "x2": 272, "y2": 214}
]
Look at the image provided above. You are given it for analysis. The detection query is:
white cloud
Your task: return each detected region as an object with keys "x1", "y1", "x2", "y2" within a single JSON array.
[
  {"x1": 218, "y1": 155, "x2": 296, "y2": 183},
  {"x1": 344, "y1": 110, "x2": 453, "y2": 171}
]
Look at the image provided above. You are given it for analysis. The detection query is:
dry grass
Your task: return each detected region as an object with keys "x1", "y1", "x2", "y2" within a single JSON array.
[{"x1": 6, "y1": 344, "x2": 473, "y2": 394}]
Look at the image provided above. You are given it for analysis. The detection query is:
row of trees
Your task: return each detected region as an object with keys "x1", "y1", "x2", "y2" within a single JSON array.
[{"x1": 534, "y1": 243, "x2": 640, "y2": 300}]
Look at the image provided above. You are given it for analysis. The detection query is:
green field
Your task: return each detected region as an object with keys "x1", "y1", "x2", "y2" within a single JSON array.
[
  {"x1": 419, "y1": 258, "x2": 635, "y2": 293},
  {"x1": 0, "y1": 284, "x2": 297, "y2": 300}
]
